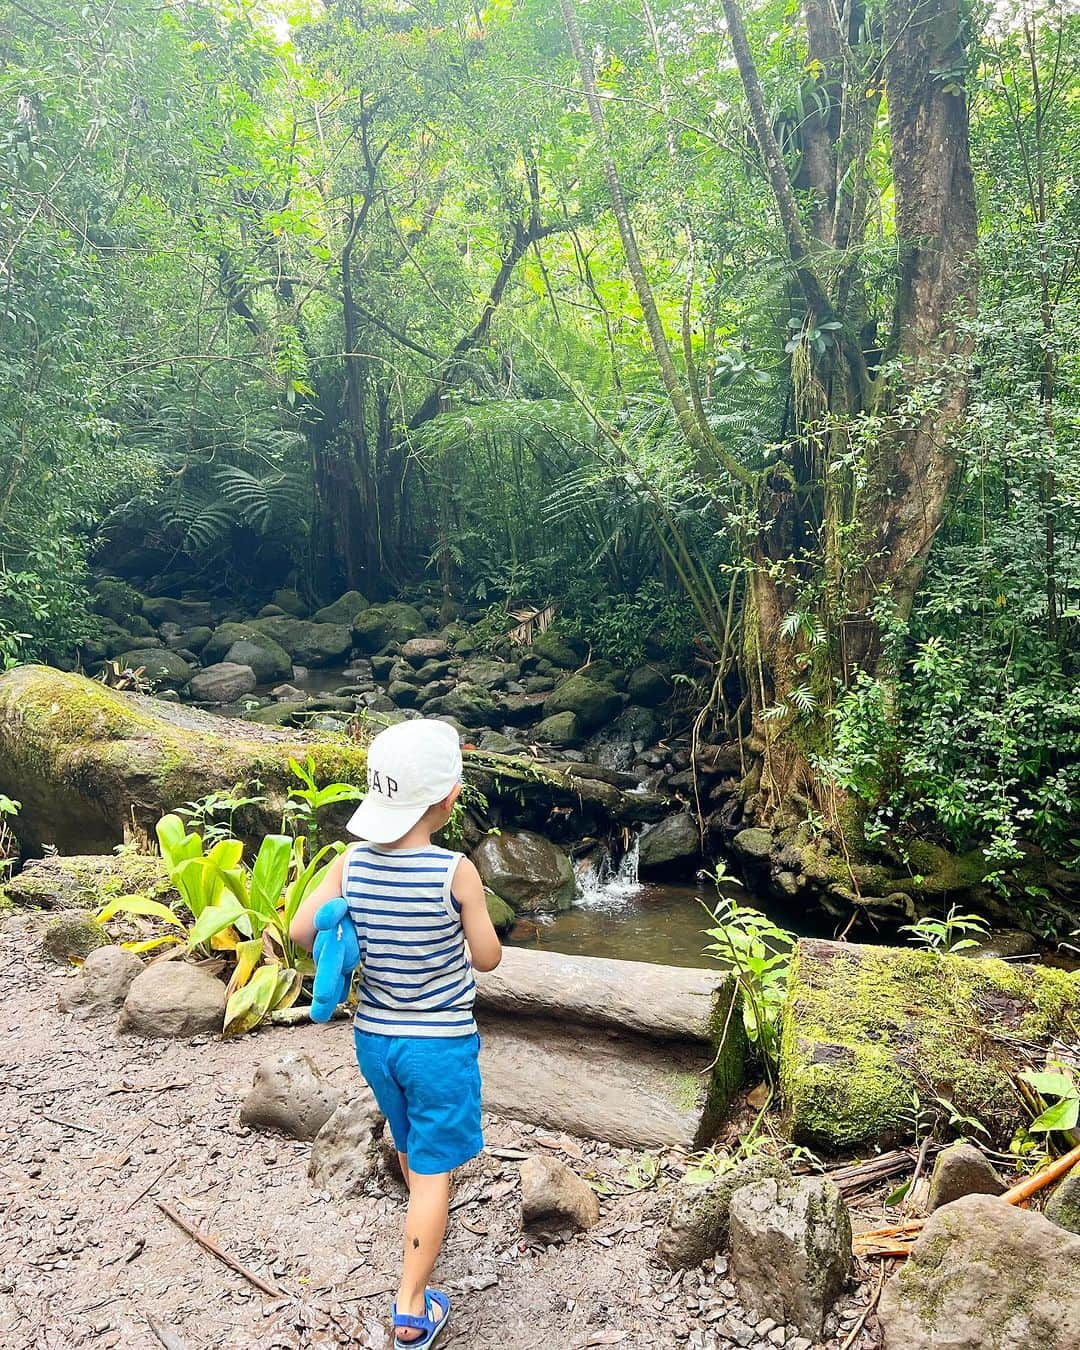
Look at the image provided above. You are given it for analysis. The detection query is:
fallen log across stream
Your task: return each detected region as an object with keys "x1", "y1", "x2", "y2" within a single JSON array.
[{"x1": 0, "y1": 665, "x2": 670, "y2": 854}]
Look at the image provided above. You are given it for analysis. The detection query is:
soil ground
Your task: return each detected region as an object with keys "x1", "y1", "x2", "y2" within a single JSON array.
[{"x1": 1, "y1": 915, "x2": 884, "y2": 1350}]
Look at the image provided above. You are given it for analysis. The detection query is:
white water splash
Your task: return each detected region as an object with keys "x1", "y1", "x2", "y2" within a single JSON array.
[{"x1": 575, "y1": 836, "x2": 644, "y2": 910}]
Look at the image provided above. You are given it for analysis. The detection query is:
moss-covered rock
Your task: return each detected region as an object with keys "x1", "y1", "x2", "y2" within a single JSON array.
[
  {"x1": 271, "y1": 588, "x2": 307, "y2": 617},
  {"x1": 352, "y1": 602, "x2": 426, "y2": 654},
  {"x1": 142, "y1": 597, "x2": 213, "y2": 629},
  {"x1": 530, "y1": 629, "x2": 584, "y2": 670},
  {"x1": 116, "y1": 647, "x2": 195, "y2": 690},
  {"x1": 224, "y1": 635, "x2": 293, "y2": 684},
  {"x1": 779, "y1": 938, "x2": 1080, "y2": 1152},
  {"x1": 1046, "y1": 1163, "x2": 1080, "y2": 1237},
  {"x1": 41, "y1": 911, "x2": 110, "y2": 964},
  {"x1": 543, "y1": 674, "x2": 621, "y2": 733},
  {"x1": 658, "y1": 1154, "x2": 793, "y2": 1269},
  {"x1": 2, "y1": 853, "x2": 171, "y2": 910},
  {"x1": 251, "y1": 617, "x2": 351, "y2": 667},
  {"x1": 485, "y1": 888, "x2": 516, "y2": 934},
  {"x1": 313, "y1": 590, "x2": 369, "y2": 626},
  {"x1": 533, "y1": 710, "x2": 581, "y2": 745},
  {"x1": 92, "y1": 577, "x2": 145, "y2": 626}
]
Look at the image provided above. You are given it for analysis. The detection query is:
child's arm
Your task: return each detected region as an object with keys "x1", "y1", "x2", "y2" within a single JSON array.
[
  {"x1": 288, "y1": 848, "x2": 348, "y2": 951},
  {"x1": 453, "y1": 856, "x2": 502, "y2": 972}
]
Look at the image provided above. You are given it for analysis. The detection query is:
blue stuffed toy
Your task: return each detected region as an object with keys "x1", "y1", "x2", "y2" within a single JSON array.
[{"x1": 310, "y1": 896, "x2": 360, "y2": 1023}]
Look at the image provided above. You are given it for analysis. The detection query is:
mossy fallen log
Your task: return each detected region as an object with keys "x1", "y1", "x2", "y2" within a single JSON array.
[
  {"x1": 0, "y1": 666, "x2": 666, "y2": 855},
  {"x1": 779, "y1": 938, "x2": 1080, "y2": 1154}
]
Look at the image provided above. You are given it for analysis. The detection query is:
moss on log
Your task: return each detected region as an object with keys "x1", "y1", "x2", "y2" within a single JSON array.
[{"x1": 779, "y1": 938, "x2": 1080, "y2": 1154}]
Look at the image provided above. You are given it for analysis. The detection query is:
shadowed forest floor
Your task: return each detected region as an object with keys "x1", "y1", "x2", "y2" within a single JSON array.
[{"x1": 0, "y1": 916, "x2": 883, "y2": 1350}]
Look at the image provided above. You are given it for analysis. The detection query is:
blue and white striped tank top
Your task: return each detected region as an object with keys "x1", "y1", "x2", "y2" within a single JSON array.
[{"x1": 343, "y1": 842, "x2": 477, "y2": 1038}]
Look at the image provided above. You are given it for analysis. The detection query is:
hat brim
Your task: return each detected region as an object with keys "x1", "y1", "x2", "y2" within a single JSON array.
[{"x1": 345, "y1": 796, "x2": 428, "y2": 845}]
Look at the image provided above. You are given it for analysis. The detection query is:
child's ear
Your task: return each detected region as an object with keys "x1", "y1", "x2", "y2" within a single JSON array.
[{"x1": 442, "y1": 783, "x2": 462, "y2": 812}]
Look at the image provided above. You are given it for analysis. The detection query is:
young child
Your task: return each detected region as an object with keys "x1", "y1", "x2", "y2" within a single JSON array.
[{"x1": 290, "y1": 718, "x2": 502, "y2": 1348}]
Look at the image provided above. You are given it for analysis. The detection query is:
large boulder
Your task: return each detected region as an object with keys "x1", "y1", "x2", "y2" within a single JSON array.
[
  {"x1": 92, "y1": 577, "x2": 144, "y2": 626},
  {"x1": 657, "y1": 1155, "x2": 792, "y2": 1270},
  {"x1": 223, "y1": 636, "x2": 292, "y2": 684},
  {"x1": 201, "y1": 622, "x2": 267, "y2": 666},
  {"x1": 116, "y1": 648, "x2": 194, "y2": 691},
  {"x1": 779, "y1": 939, "x2": 1080, "y2": 1151},
  {"x1": 485, "y1": 889, "x2": 516, "y2": 934},
  {"x1": 532, "y1": 711, "x2": 580, "y2": 746},
  {"x1": 313, "y1": 590, "x2": 369, "y2": 626},
  {"x1": 401, "y1": 636, "x2": 450, "y2": 666},
  {"x1": 241, "y1": 1051, "x2": 341, "y2": 1141},
  {"x1": 119, "y1": 962, "x2": 226, "y2": 1038},
  {"x1": 729, "y1": 1176, "x2": 852, "y2": 1340},
  {"x1": 308, "y1": 1091, "x2": 386, "y2": 1197},
  {"x1": 142, "y1": 597, "x2": 213, "y2": 629},
  {"x1": 626, "y1": 664, "x2": 671, "y2": 707},
  {"x1": 352, "y1": 602, "x2": 426, "y2": 654},
  {"x1": 529, "y1": 630, "x2": 584, "y2": 670},
  {"x1": 879, "y1": 1193, "x2": 1080, "y2": 1349},
  {"x1": 543, "y1": 674, "x2": 621, "y2": 734},
  {"x1": 58, "y1": 945, "x2": 143, "y2": 1017},
  {"x1": 271, "y1": 588, "x2": 307, "y2": 617},
  {"x1": 188, "y1": 662, "x2": 256, "y2": 704},
  {"x1": 251, "y1": 617, "x2": 351, "y2": 668},
  {"x1": 927, "y1": 1142, "x2": 1006, "y2": 1212},
  {"x1": 520, "y1": 1155, "x2": 600, "y2": 1242},
  {"x1": 473, "y1": 831, "x2": 576, "y2": 913},
  {"x1": 638, "y1": 813, "x2": 701, "y2": 876},
  {"x1": 423, "y1": 682, "x2": 499, "y2": 728}
]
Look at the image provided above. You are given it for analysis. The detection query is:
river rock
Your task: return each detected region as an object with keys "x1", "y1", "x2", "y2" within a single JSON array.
[
  {"x1": 241, "y1": 1051, "x2": 341, "y2": 1141},
  {"x1": 473, "y1": 830, "x2": 576, "y2": 913},
  {"x1": 657, "y1": 1155, "x2": 793, "y2": 1269},
  {"x1": 119, "y1": 961, "x2": 226, "y2": 1038},
  {"x1": 313, "y1": 589, "x2": 369, "y2": 626},
  {"x1": 352, "y1": 602, "x2": 426, "y2": 654},
  {"x1": 485, "y1": 889, "x2": 516, "y2": 934},
  {"x1": 927, "y1": 1141, "x2": 1006, "y2": 1211},
  {"x1": 543, "y1": 674, "x2": 621, "y2": 733},
  {"x1": 423, "y1": 682, "x2": 498, "y2": 728},
  {"x1": 271, "y1": 588, "x2": 307, "y2": 617},
  {"x1": 188, "y1": 661, "x2": 257, "y2": 703},
  {"x1": 202, "y1": 623, "x2": 274, "y2": 668},
  {"x1": 533, "y1": 711, "x2": 580, "y2": 746},
  {"x1": 529, "y1": 630, "x2": 584, "y2": 669},
  {"x1": 387, "y1": 679, "x2": 420, "y2": 708},
  {"x1": 243, "y1": 700, "x2": 306, "y2": 726},
  {"x1": 58, "y1": 944, "x2": 143, "y2": 1016},
  {"x1": 1046, "y1": 1162, "x2": 1080, "y2": 1235},
  {"x1": 638, "y1": 813, "x2": 701, "y2": 875},
  {"x1": 41, "y1": 911, "x2": 110, "y2": 964},
  {"x1": 729, "y1": 1176, "x2": 851, "y2": 1340},
  {"x1": 732, "y1": 827, "x2": 774, "y2": 860},
  {"x1": 116, "y1": 647, "x2": 194, "y2": 690},
  {"x1": 879, "y1": 1192, "x2": 1080, "y2": 1349},
  {"x1": 402, "y1": 636, "x2": 449, "y2": 666},
  {"x1": 520, "y1": 1154, "x2": 600, "y2": 1241},
  {"x1": 223, "y1": 635, "x2": 292, "y2": 684},
  {"x1": 252, "y1": 617, "x2": 352, "y2": 667},
  {"x1": 142, "y1": 596, "x2": 213, "y2": 629},
  {"x1": 177, "y1": 625, "x2": 213, "y2": 654},
  {"x1": 307, "y1": 1091, "x2": 386, "y2": 1197},
  {"x1": 93, "y1": 576, "x2": 144, "y2": 626},
  {"x1": 627, "y1": 664, "x2": 671, "y2": 707},
  {"x1": 461, "y1": 658, "x2": 518, "y2": 690}
]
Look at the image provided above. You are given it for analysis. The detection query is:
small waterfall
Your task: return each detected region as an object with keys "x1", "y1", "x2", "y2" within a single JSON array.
[{"x1": 575, "y1": 835, "x2": 644, "y2": 909}]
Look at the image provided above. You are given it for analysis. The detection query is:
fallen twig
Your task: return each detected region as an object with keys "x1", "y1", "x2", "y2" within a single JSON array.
[
  {"x1": 155, "y1": 1200, "x2": 285, "y2": 1299},
  {"x1": 839, "y1": 1265, "x2": 885, "y2": 1350},
  {"x1": 39, "y1": 1111, "x2": 96, "y2": 1134},
  {"x1": 145, "y1": 1313, "x2": 190, "y2": 1350},
  {"x1": 122, "y1": 1159, "x2": 174, "y2": 1214}
]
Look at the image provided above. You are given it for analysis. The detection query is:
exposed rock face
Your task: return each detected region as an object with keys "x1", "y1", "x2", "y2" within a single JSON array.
[
  {"x1": 251, "y1": 617, "x2": 351, "y2": 667},
  {"x1": 473, "y1": 830, "x2": 576, "y2": 912},
  {"x1": 116, "y1": 647, "x2": 194, "y2": 690},
  {"x1": 879, "y1": 1193, "x2": 1080, "y2": 1350},
  {"x1": 1045, "y1": 1162, "x2": 1080, "y2": 1236},
  {"x1": 352, "y1": 602, "x2": 426, "y2": 654},
  {"x1": 638, "y1": 813, "x2": 701, "y2": 875},
  {"x1": 657, "y1": 1155, "x2": 792, "y2": 1269},
  {"x1": 313, "y1": 590, "x2": 369, "y2": 626},
  {"x1": 58, "y1": 945, "x2": 143, "y2": 1016},
  {"x1": 543, "y1": 674, "x2": 621, "y2": 733},
  {"x1": 307, "y1": 1091, "x2": 386, "y2": 1197},
  {"x1": 779, "y1": 938, "x2": 1080, "y2": 1151},
  {"x1": 520, "y1": 1155, "x2": 600, "y2": 1241},
  {"x1": 119, "y1": 962, "x2": 226, "y2": 1038},
  {"x1": 41, "y1": 912, "x2": 110, "y2": 964},
  {"x1": 729, "y1": 1176, "x2": 852, "y2": 1340},
  {"x1": 241, "y1": 1052, "x2": 341, "y2": 1141},
  {"x1": 223, "y1": 636, "x2": 292, "y2": 684},
  {"x1": 928, "y1": 1142, "x2": 1006, "y2": 1212},
  {"x1": 188, "y1": 662, "x2": 256, "y2": 703}
]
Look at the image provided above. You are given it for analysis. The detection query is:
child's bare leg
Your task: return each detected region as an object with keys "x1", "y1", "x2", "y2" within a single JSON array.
[
  {"x1": 397, "y1": 1151, "x2": 410, "y2": 1188},
  {"x1": 394, "y1": 1170, "x2": 449, "y2": 1343}
]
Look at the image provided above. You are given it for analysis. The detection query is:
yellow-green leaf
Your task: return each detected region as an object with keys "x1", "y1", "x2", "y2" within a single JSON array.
[
  {"x1": 121, "y1": 934, "x2": 185, "y2": 953},
  {"x1": 226, "y1": 938, "x2": 264, "y2": 998},
  {"x1": 271, "y1": 966, "x2": 303, "y2": 1012},
  {"x1": 96, "y1": 895, "x2": 186, "y2": 928},
  {"x1": 223, "y1": 964, "x2": 280, "y2": 1037}
]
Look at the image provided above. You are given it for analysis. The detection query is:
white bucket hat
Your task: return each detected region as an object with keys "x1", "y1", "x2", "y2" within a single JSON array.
[{"x1": 345, "y1": 719, "x2": 463, "y2": 844}]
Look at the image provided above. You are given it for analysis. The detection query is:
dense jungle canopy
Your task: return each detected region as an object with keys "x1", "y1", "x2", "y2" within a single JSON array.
[{"x1": 1, "y1": 0, "x2": 1077, "y2": 911}]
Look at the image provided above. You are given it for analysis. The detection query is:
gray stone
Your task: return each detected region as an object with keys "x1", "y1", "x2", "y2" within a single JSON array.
[
  {"x1": 423, "y1": 682, "x2": 499, "y2": 728},
  {"x1": 352, "y1": 602, "x2": 426, "y2": 654},
  {"x1": 188, "y1": 661, "x2": 257, "y2": 703},
  {"x1": 313, "y1": 589, "x2": 369, "y2": 626},
  {"x1": 142, "y1": 596, "x2": 213, "y2": 628},
  {"x1": 116, "y1": 647, "x2": 194, "y2": 690},
  {"x1": 93, "y1": 576, "x2": 144, "y2": 626},
  {"x1": 119, "y1": 961, "x2": 226, "y2": 1038},
  {"x1": 529, "y1": 630, "x2": 584, "y2": 669},
  {"x1": 241, "y1": 1051, "x2": 341, "y2": 1141},
  {"x1": 732, "y1": 828, "x2": 774, "y2": 860},
  {"x1": 520, "y1": 1154, "x2": 600, "y2": 1241},
  {"x1": 639, "y1": 813, "x2": 702, "y2": 874},
  {"x1": 533, "y1": 711, "x2": 581, "y2": 746},
  {"x1": 223, "y1": 636, "x2": 292, "y2": 684},
  {"x1": 729, "y1": 1177, "x2": 852, "y2": 1341},
  {"x1": 58, "y1": 944, "x2": 143, "y2": 1016},
  {"x1": 307, "y1": 1090, "x2": 386, "y2": 1197},
  {"x1": 879, "y1": 1193, "x2": 1080, "y2": 1350},
  {"x1": 927, "y1": 1142, "x2": 1006, "y2": 1212},
  {"x1": 460, "y1": 658, "x2": 518, "y2": 690},
  {"x1": 41, "y1": 911, "x2": 110, "y2": 965},
  {"x1": 177, "y1": 625, "x2": 213, "y2": 654},
  {"x1": 1045, "y1": 1162, "x2": 1080, "y2": 1236},
  {"x1": 242, "y1": 700, "x2": 306, "y2": 726},
  {"x1": 658, "y1": 1156, "x2": 793, "y2": 1269},
  {"x1": 401, "y1": 636, "x2": 450, "y2": 666},
  {"x1": 251, "y1": 618, "x2": 352, "y2": 668},
  {"x1": 627, "y1": 664, "x2": 671, "y2": 707},
  {"x1": 473, "y1": 830, "x2": 575, "y2": 913},
  {"x1": 543, "y1": 674, "x2": 621, "y2": 733},
  {"x1": 387, "y1": 679, "x2": 421, "y2": 708}
]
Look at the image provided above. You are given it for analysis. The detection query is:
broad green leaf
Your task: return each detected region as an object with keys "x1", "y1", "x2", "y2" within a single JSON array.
[
  {"x1": 188, "y1": 895, "x2": 246, "y2": 948},
  {"x1": 1029, "y1": 1097, "x2": 1080, "y2": 1133},
  {"x1": 249, "y1": 834, "x2": 292, "y2": 921},
  {"x1": 96, "y1": 895, "x2": 186, "y2": 928},
  {"x1": 1020, "y1": 1071, "x2": 1077, "y2": 1099}
]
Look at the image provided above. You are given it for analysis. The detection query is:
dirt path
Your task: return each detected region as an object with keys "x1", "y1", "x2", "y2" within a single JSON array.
[{"x1": 1, "y1": 917, "x2": 884, "y2": 1350}]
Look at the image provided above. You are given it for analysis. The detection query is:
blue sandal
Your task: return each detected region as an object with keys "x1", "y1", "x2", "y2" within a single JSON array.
[{"x1": 391, "y1": 1288, "x2": 450, "y2": 1348}]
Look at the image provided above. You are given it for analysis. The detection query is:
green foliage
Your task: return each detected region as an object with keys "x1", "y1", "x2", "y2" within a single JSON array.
[
  {"x1": 899, "y1": 906, "x2": 991, "y2": 956},
  {"x1": 1019, "y1": 1067, "x2": 1080, "y2": 1136}
]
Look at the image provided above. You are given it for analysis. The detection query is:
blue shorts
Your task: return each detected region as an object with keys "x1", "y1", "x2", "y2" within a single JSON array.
[{"x1": 354, "y1": 1030, "x2": 483, "y2": 1175}]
